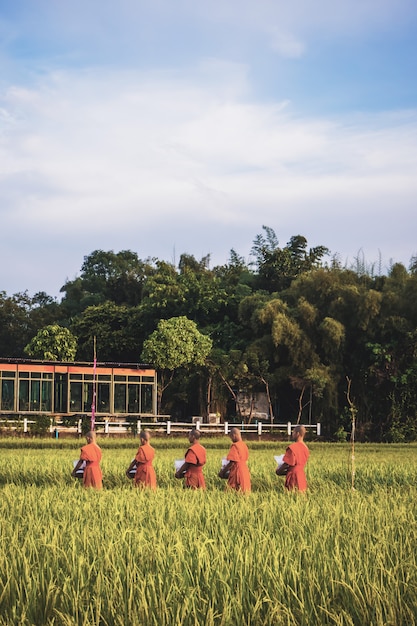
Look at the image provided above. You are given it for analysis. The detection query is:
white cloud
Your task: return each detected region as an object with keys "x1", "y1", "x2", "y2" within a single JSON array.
[
  {"x1": 1, "y1": 69, "x2": 416, "y2": 185},
  {"x1": 0, "y1": 67, "x2": 416, "y2": 252},
  {"x1": 269, "y1": 31, "x2": 306, "y2": 58}
]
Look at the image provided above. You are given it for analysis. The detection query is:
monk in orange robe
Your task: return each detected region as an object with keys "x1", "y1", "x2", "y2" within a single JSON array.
[
  {"x1": 219, "y1": 427, "x2": 251, "y2": 493},
  {"x1": 72, "y1": 431, "x2": 103, "y2": 490},
  {"x1": 175, "y1": 429, "x2": 207, "y2": 489},
  {"x1": 126, "y1": 430, "x2": 157, "y2": 489},
  {"x1": 276, "y1": 425, "x2": 310, "y2": 492}
]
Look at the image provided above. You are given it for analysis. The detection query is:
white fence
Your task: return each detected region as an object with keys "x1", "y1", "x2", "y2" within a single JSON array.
[
  {"x1": 54, "y1": 418, "x2": 321, "y2": 437},
  {"x1": 0, "y1": 417, "x2": 321, "y2": 437}
]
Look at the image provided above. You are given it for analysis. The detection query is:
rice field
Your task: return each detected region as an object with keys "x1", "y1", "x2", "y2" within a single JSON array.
[{"x1": 0, "y1": 437, "x2": 417, "y2": 625}]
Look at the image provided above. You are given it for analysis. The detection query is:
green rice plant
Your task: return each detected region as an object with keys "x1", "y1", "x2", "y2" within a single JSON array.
[{"x1": 0, "y1": 440, "x2": 417, "y2": 624}]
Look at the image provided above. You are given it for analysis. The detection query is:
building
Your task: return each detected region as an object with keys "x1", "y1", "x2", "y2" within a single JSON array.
[{"x1": 0, "y1": 358, "x2": 157, "y2": 418}]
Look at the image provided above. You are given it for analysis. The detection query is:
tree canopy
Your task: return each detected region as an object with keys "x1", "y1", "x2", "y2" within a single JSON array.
[
  {"x1": 2, "y1": 226, "x2": 417, "y2": 441},
  {"x1": 24, "y1": 324, "x2": 77, "y2": 361}
]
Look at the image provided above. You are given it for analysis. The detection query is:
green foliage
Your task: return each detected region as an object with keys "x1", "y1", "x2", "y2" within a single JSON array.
[
  {"x1": 251, "y1": 226, "x2": 329, "y2": 291},
  {"x1": 28, "y1": 414, "x2": 51, "y2": 436},
  {"x1": 61, "y1": 249, "x2": 151, "y2": 310},
  {"x1": 0, "y1": 292, "x2": 30, "y2": 356},
  {"x1": 0, "y1": 290, "x2": 62, "y2": 357},
  {"x1": 141, "y1": 316, "x2": 212, "y2": 370},
  {"x1": 71, "y1": 302, "x2": 139, "y2": 361},
  {"x1": 141, "y1": 316, "x2": 213, "y2": 412},
  {"x1": 24, "y1": 324, "x2": 77, "y2": 361},
  {"x1": 3, "y1": 230, "x2": 417, "y2": 439},
  {"x1": 319, "y1": 316, "x2": 345, "y2": 359}
]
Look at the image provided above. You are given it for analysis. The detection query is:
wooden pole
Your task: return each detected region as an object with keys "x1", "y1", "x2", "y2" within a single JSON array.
[
  {"x1": 346, "y1": 377, "x2": 356, "y2": 490},
  {"x1": 91, "y1": 336, "x2": 97, "y2": 432}
]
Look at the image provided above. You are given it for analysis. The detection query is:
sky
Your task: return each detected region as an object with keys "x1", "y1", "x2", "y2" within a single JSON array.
[{"x1": 1, "y1": 0, "x2": 417, "y2": 299}]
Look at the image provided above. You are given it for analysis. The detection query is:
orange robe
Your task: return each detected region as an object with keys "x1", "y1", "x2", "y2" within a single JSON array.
[
  {"x1": 80, "y1": 442, "x2": 103, "y2": 489},
  {"x1": 184, "y1": 442, "x2": 206, "y2": 489},
  {"x1": 134, "y1": 442, "x2": 157, "y2": 489},
  {"x1": 283, "y1": 441, "x2": 310, "y2": 492},
  {"x1": 227, "y1": 440, "x2": 251, "y2": 493}
]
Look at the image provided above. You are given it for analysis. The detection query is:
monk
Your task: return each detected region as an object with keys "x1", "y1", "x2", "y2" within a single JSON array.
[
  {"x1": 219, "y1": 427, "x2": 251, "y2": 493},
  {"x1": 175, "y1": 429, "x2": 207, "y2": 489},
  {"x1": 72, "y1": 431, "x2": 103, "y2": 490},
  {"x1": 276, "y1": 424, "x2": 310, "y2": 492},
  {"x1": 126, "y1": 429, "x2": 157, "y2": 489}
]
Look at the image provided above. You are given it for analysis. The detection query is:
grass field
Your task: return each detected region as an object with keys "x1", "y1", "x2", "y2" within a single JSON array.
[{"x1": 0, "y1": 437, "x2": 416, "y2": 625}]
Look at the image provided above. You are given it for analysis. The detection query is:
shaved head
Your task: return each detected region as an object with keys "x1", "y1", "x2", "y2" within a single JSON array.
[
  {"x1": 140, "y1": 429, "x2": 151, "y2": 442},
  {"x1": 292, "y1": 425, "x2": 306, "y2": 440},
  {"x1": 230, "y1": 427, "x2": 242, "y2": 442},
  {"x1": 189, "y1": 428, "x2": 201, "y2": 441},
  {"x1": 86, "y1": 431, "x2": 96, "y2": 442}
]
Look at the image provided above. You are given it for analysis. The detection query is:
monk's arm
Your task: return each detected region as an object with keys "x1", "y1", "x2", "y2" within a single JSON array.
[
  {"x1": 218, "y1": 461, "x2": 233, "y2": 479},
  {"x1": 276, "y1": 462, "x2": 290, "y2": 476},
  {"x1": 126, "y1": 459, "x2": 137, "y2": 477},
  {"x1": 175, "y1": 462, "x2": 190, "y2": 479},
  {"x1": 72, "y1": 459, "x2": 83, "y2": 477}
]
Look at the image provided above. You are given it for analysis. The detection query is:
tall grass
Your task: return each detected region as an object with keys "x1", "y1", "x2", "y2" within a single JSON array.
[{"x1": 0, "y1": 439, "x2": 416, "y2": 625}]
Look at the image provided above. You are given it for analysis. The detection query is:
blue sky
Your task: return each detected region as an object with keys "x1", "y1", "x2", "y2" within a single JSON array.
[{"x1": 1, "y1": 0, "x2": 417, "y2": 298}]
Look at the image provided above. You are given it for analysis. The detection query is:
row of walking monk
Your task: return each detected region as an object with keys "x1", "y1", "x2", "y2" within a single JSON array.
[{"x1": 72, "y1": 425, "x2": 310, "y2": 493}]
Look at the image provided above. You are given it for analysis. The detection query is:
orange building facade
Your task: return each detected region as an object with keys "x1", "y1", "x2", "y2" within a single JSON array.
[{"x1": 0, "y1": 358, "x2": 157, "y2": 418}]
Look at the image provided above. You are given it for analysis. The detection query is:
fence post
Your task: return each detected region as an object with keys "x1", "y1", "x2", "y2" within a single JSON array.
[
  {"x1": 50, "y1": 418, "x2": 54, "y2": 434},
  {"x1": 317, "y1": 422, "x2": 321, "y2": 436},
  {"x1": 287, "y1": 422, "x2": 292, "y2": 436},
  {"x1": 167, "y1": 420, "x2": 171, "y2": 435},
  {"x1": 257, "y1": 421, "x2": 262, "y2": 436},
  {"x1": 224, "y1": 421, "x2": 229, "y2": 435},
  {"x1": 104, "y1": 419, "x2": 109, "y2": 435},
  {"x1": 196, "y1": 420, "x2": 201, "y2": 431},
  {"x1": 78, "y1": 419, "x2": 82, "y2": 436},
  {"x1": 137, "y1": 420, "x2": 141, "y2": 436},
  {"x1": 23, "y1": 418, "x2": 28, "y2": 434}
]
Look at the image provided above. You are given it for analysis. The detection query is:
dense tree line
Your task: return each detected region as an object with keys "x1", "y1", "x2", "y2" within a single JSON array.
[{"x1": 1, "y1": 226, "x2": 417, "y2": 441}]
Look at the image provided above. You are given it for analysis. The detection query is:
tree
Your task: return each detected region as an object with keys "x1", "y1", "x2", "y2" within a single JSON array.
[
  {"x1": 251, "y1": 226, "x2": 329, "y2": 292},
  {"x1": 0, "y1": 292, "x2": 31, "y2": 356},
  {"x1": 178, "y1": 253, "x2": 227, "y2": 325},
  {"x1": 24, "y1": 325, "x2": 77, "y2": 361},
  {"x1": 71, "y1": 302, "x2": 139, "y2": 362},
  {"x1": 0, "y1": 290, "x2": 61, "y2": 357},
  {"x1": 141, "y1": 260, "x2": 185, "y2": 320},
  {"x1": 60, "y1": 249, "x2": 153, "y2": 314},
  {"x1": 141, "y1": 316, "x2": 212, "y2": 413}
]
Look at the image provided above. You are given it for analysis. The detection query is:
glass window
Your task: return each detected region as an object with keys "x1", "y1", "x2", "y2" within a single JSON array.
[
  {"x1": 141, "y1": 384, "x2": 153, "y2": 414},
  {"x1": 41, "y1": 381, "x2": 52, "y2": 412},
  {"x1": 128, "y1": 376, "x2": 140, "y2": 382},
  {"x1": 54, "y1": 374, "x2": 68, "y2": 413},
  {"x1": 43, "y1": 373, "x2": 53, "y2": 379},
  {"x1": 30, "y1": 380, "x2": 41, "y2": 411},
  {"x1": 19, "y1": 380, "x2": 29, "y2": 410},
  {"x1": 98, "y1": 375, "x2": 111, "y2": 381},
  {"x1": 128, "y1": 384, "x2": 139, "y2": 413},
  {"x1": 1, "y1": 371, "x2": 16, "y2": 379},
  {"x1": 70, "y1": 382, "x2": 82, "y2": 412},
  {"x1": 143, "y1": 376, "x2": 154, "y2": 382},
  {"x1": 19, "y1": 372, "x2": 29, "y2": 379},
  {"x1": 1, "y1": 379, "x2": 15, "y2": 411},
  {"x1": 114, "y1": 375, "x2": 126, "y2": 382},
  {"x1": 70, "y1": 374, "x2": 81, "y2": 380},
  {"x1": 83, "y1": 383, "x2": 93, "y2": 412},
  {"x1": 114, "y1": 383, "x2": 127, "y2": 413},
  {"x1": 97, "y1": 383, "x2": 110, "y2": 412},
  {"x1": 31, "y1": 372, "x2": 41, "y2": 379}
]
